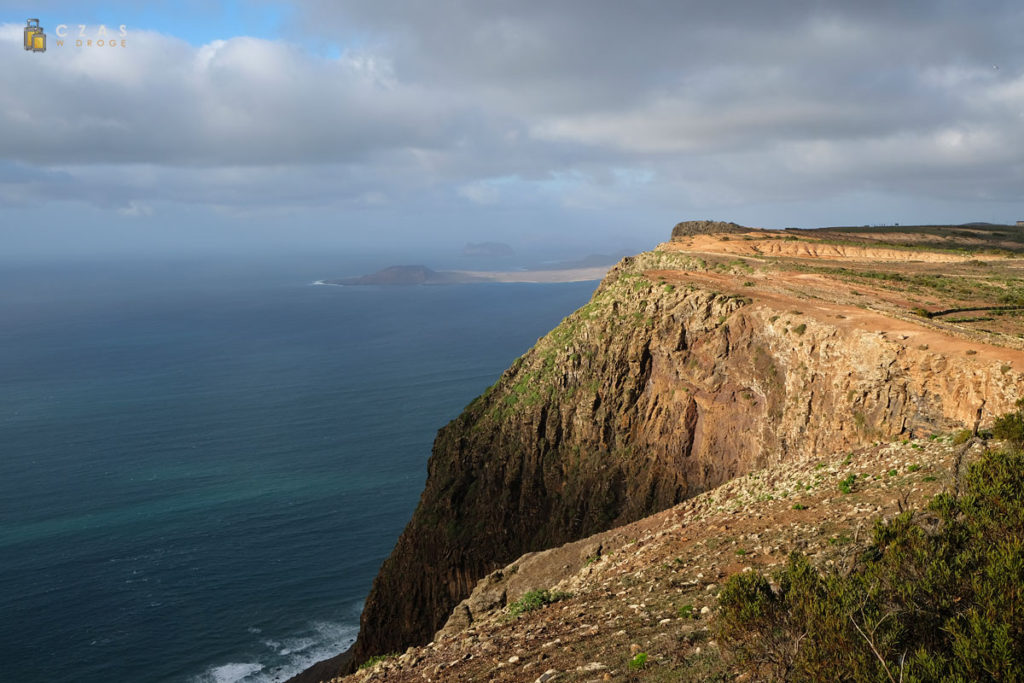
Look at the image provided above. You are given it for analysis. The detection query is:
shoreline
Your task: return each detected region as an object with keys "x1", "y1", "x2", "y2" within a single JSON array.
[{"x1": 316, "y1": 265, "x2": 611, "y2": 286}]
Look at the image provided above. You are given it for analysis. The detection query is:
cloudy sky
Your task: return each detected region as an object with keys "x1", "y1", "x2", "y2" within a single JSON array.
[{"x1": 2, "y1": 0, "x2": 1023, "y2": 257}]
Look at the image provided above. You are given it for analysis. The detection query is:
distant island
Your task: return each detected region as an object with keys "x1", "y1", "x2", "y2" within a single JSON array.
[
  {"x1": 319, "y1": 260, "x2": 620, "y2": 286},
  {"x1": 323, "y1": 265, "x2": 470, "y2": 286}
]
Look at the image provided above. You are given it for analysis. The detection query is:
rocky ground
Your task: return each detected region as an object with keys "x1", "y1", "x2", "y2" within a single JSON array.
[{"x1": 335, "y1": 434, "x2": 985, "y2": 682}]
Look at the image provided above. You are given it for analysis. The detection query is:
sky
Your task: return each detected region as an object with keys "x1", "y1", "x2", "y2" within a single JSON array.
[{"x1": 2, "y1": 1, "x2": 1023, "y2": 258}]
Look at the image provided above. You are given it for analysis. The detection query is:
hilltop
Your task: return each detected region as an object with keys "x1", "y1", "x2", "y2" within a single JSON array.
[{"x1": 659, "y1": 220, "x2": 1024, "y2": 344}]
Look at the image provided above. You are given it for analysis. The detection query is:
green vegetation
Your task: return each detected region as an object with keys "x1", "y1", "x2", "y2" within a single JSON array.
[
  {"x1": 952, "y1": 428, "x2": 974, "y2": 445},
  {"x1": 792, "y1": 323, "x2": 807, "y2": 336},
  {"x1": 637, "y1": 250, "x2": 708, "y2": 272},
  {"x1": 359, "y1": 653, "x2": 399, "y2": 670},
  {"x1": 628, "y1": 652, "x2": 649, "y2": 670},
  {"x1": 717, "y1": 442, "x2": 1024, "y2": 682},
  {"x1": 505, "y1": 588, "x2": 572, "y2": 619},
  {"x1": 678, "y1": 603, "x2": 695, "y2": 619},
  {"x1": 729, "y1": 258, "x2": 754, "y2": 274},
  {"x1": 792, "y1": 503, "x2": 808, "y2": 510},
  {"x1": 993, "y1": 398, "x2": 1024, "y2": 449},
  {"x1": 792, "y1": 263, "x2": 1024, "y2": 309},
  {"x1": 809, "y1": 223, "x2": 1024, "y2": 253},
  {"x1": 838, "y1": 473, "x2": 857, "y2": 494}
]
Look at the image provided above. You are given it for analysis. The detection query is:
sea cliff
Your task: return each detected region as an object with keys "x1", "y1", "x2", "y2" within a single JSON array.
[{"x1": 295, "y1": 221, "x2": 1024, "y2": 681}]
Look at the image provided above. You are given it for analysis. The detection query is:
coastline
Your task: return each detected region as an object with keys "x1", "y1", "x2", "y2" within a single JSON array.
[
  {"x1": 316, "y1": 265, "x2": 612, "y2": 287},
  {"x1": 449, "y1": 266, "x2": 611, "y2": 283}
]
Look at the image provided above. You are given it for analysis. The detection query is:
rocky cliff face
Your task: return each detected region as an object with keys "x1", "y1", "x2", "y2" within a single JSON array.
[
  {"x1": 345, "y1": 435, "x2": 989, "y2": 682},
  {"x1": 334, "y1": 249, "x2": 1022, "y2": 672}
]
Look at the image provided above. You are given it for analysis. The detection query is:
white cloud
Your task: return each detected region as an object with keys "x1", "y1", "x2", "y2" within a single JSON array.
[
  {"x1": 2, "y1": 1, "x2": 1024, "y2": 226},
  {"x1": 0, "y1": 27, "x2": 445, "y2": 167}
]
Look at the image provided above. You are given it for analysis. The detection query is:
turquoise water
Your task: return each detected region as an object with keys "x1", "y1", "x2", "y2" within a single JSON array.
[{"x1": 0, "y1": 256, "x2": 596, "y2": 683}]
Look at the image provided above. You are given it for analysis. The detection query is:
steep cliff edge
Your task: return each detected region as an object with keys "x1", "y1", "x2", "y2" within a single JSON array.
[
  {"x1": 339, "y1": 435, "x2": 992, "y2": 682},
  {"x1": 302, "y1": 222, "x2": 1024, "y2": 679}
]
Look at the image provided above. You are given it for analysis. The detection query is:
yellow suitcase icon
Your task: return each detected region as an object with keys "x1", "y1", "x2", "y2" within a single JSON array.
[{"x1": 24, "y1": 18, "x2": 46, "y2": 52}]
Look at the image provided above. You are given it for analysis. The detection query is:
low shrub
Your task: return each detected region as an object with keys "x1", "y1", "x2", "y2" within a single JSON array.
[
  {"x1": 628, "y1": 652, "x2": 648, "y2": 670},
  {"x1": 993, "y1": 398, "x2": 1024, "y2": 448},
  {"x1": 717, "y1": 444, "x2": 1024, "y2": 681},
  {"x1": 359, "y1": 653, "x2": 398, "y2": 670},
  {"x1": 952, "y1": 428, "x2": 974, "y2": 445},
  {"x1": 505, "y1": 588, "x2": 572, "y2": 619}
]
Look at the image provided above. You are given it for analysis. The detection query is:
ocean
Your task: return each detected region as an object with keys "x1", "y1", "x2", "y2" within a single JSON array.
[{"x1": 0, "y1": 254, "x2": 597, "y2": 683}]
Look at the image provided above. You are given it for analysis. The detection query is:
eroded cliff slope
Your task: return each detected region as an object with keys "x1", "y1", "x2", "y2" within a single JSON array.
[{"x1": 323, "y1": 222, "x2": 1024, "y2": 676}]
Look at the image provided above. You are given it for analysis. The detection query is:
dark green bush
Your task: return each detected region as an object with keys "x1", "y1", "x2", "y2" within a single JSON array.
[
  {"x1": 992, "y1": 398, "x2": 1024, "y2": 448},
  {"x1": 717, "y1": 445, "x2": 1024, "y2": 682}
]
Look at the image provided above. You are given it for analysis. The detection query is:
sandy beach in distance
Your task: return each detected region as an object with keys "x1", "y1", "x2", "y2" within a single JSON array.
[{"x1": 451, "y1": 266, "x2": 612, "y2": 283}]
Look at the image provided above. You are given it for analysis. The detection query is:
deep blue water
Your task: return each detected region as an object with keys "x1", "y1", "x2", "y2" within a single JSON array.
[{"x1": 0, "y1": 255, "x2": 597, "y2": 683}]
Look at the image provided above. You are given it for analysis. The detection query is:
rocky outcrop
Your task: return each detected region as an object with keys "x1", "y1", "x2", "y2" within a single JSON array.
[
  {"x1": 316, "y1": 253, "x2": 1024, "y2": 676},
  {"x1": 670, "y1": 220, "x2": 749, "y2": 239}
]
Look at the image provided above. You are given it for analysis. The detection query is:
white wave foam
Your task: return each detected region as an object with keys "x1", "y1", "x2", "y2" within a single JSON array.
[
  {"x1": 201, "y1": 662, "x2": 263, "y2": 683},
  {"x1": 193, "y1": 620, "x2": 358, "y2": 683}
]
